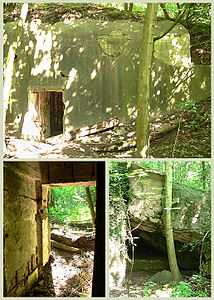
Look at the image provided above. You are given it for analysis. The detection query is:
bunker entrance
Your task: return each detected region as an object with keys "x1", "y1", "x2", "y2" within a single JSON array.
[
  {"x1": 30, "y1": 90, "x2": 65, "y2": 139},
  {"x1": 126, "y1": 229, "x2": 200, "y2": 274},
  {"x1": 35, "y1": 183, "x2": 96, "y2": 297}
]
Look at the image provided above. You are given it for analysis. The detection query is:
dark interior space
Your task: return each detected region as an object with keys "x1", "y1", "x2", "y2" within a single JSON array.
[
  {"x1": 50, "y1": 91, "x2": 64, "y2": 136},
  {"x1": 127, "y1": 229, "x2": 200, "y2": 272}
]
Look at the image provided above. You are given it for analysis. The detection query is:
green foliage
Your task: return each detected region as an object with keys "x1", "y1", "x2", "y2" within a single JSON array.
[
  {"x1": 135, "y1": 275, "x2": 210, "y2": 297},
  {"x1": 48, "y1": 186, "x2": 95, "y2": 224},
  {"x1": 109, "y1": 162, "x2": 135, "y2": 259},
  {"x1": 170, "y1": 275, "x2": 210, "y2": 297},
  {"x1": 4, "y1": 3, "x2": 211, "y2": 27},
  {"x1": 170, "y1": 281, "x2": 193, "y2": 297},
  {"x1": 135, "y1": 161, "x2": 164, "y2": 173},
  {"x1": 173, "y1": 161, "x2": 211, "y2": 190},
  {"x1": 110, "y1": 161, "x2": 211, "y2": 192},
  {"x1": 157, "y1": 3, "x2": 211, "y2": 25},
  {"x1": 109, "y1": 161, "x2": 211, "y2": 261},
  {"x1": 138, "y1": 281, "x2": 156, "y2": 297},
  {"x1": 180, "y1": 219, "x2": 211, "y2": 255}
]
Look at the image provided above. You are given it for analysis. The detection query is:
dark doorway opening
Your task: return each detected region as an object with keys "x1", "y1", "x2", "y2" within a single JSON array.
[{"x1": 30, "y1": 90, "x2": 65, "y2": 138}]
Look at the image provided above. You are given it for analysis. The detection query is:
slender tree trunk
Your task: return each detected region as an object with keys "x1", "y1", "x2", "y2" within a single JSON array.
[
  {"x1": 160, "y1": 3, "x2": 172, "y2": 20},
  {"x1": 164, "y1": 161, "x2": 182, "y2": 281},
  {"x1": 124, "y1": 3, "x2": 128, "y2": 10},
  {"x1": 129, "y1": 3, "x2": 134, "y2": 12},
  {"x1": 202, "y1": 161, "x2": 206, "y2": 190},
  {"x1": 136, "y1": 4, "x2": 158, "y2": 157},
  {"x1": 85, "y1": 187, "x2": 96, "y2": 229}
]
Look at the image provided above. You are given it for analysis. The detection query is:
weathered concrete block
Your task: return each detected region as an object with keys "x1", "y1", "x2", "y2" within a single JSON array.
[
  {"x1": 25, "y1": 269, "x2": 39, "y2": 293},
  {"x1": 128, "y1": 168, "x2": 164, "y2": 222},
  {"x1": 150, "y1": 270, "x2": 174, "y2": 283},
  {"x1": 4, "y1": 19, "x2": 210, "y2": 139},
  {"x1": 154, "y1": 21, "x2": 191, "y2": 67},
  {"x1": 109, "y1": 237, "x2": 126, "y2": 288}
]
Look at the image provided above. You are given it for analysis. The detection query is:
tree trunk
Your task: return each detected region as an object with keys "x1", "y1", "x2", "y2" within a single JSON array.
[
  {"x1": 124, "y1": 3, "x2": 128, "y2": 10},
  {"x1": 51, "y1": 240, "x2": 81, "y2": 253},
  {"x1": 164, "y1": 162, "x2": 182, "y2": 281},
  {"x1": 51, "y1": 233, "x2": 95, "y2": 251},
  {"x1": 202, "y1": 161, "x2": 206, "y2": 190},
  {"x1": 85, "y1": 187, "x2": 96, "y2": 229},
  {"x1": 129, "y1": 3, "x2": 134, "y2": 12},
  {"x1": 136, "y1": 4, "x2": 158, "y2": 157}
]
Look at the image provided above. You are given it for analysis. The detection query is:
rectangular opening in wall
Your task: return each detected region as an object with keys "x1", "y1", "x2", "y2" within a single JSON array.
[
  {"x1": 29, "y1": 90, "x2": 65, "y2": 139},
  {"x1": 38, "y1": 183, "x2": 96, "y2": 297}
]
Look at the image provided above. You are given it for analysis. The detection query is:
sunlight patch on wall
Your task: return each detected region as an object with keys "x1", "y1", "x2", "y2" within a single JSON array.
[
  {"x1": 91, "y1": 69, "x2": 97, "y2": 80},
  {"x1": 201, "y1": 80, "x2": 206, "y2": 90},
  {"x1": 67, "y1": 106, "x2": 74, "y2": 114},
  {"x1": 65, "y1": 68, "x2": 78, "y2": 89},
  {"x1": 106, "y1": 107, "x2": 112, "y2": 113},
  {"x1": 31, "y1": 30, "x2": 52, "y2": 77},
  {"x1": 21, "y1": 103, "x2": 41, "y2": 140}
]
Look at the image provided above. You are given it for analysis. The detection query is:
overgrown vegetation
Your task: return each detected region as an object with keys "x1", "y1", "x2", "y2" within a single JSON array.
[
  {"x1": 109, "y1": 161, "x2": 211, "y2": 297},
  {"x1": 138, "y1": 274, "x2": 211, "y2": 297},
  {"x1": 48, "y1": 186, "x2": 96, "y2": 224}
]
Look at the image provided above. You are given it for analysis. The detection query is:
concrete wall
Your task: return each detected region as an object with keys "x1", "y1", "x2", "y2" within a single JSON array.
[
  {"x1": 3, "y1": 162, "x2": 97, "y2": 296},
  {"x1": 4, "y1": 163, "x2": 42, "y2": 296},
  {"x1": 4, "y1": 19, "x2": 210, "y2": 138},
  {"x1": 128, "y1": 168, "x2": 165, "y2": 228},
  {"x1": 128, "y1": 167, "x2": 211, "y2": 240},
  {"x1": 109, "y1": 201, "x2": 127, "y2": 289}
]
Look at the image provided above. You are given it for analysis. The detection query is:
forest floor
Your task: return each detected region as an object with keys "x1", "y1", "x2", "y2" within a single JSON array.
[
  {"x1": 5, "y1": 97, "x2": 211, "y2": 158},
  {"x1": 25, "y1": 224, "x2": 94, "y2": 297},
  {"x1": 110, "y1": 269, "x2": 211, "y2": 297}
]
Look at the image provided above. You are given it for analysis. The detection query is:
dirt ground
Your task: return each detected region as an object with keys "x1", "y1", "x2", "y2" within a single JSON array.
[
  {"x1": 25, "y1": 225, "x2": 94, "y2": 297},
  {"x1": 109, "y1": 268, "x2": 211, "y2": 298},
  {"x1": 4, "y1": 98, "x2": 211, "y2": 159}
]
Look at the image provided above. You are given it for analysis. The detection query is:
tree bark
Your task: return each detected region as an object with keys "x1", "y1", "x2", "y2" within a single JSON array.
[
  {"x1": 136, "y1": 4, "x2": 158, "y2": 157},
  {"x1": 202, "y1": 161, "x2": 206, "y2": 190},
  {"x1": 164, "y1": 162, "x2": 182, "y2": 281},
  {"x1": 51, "y1": 240, "x2": 81, "y2": 253},
  {"x1": 124, "y1": 3, "x2": 128, "y2": 10},
  {"x1": 129, "y1": 3, "x2": 134, "y2": 12},
  {"x1": 51, "y1": 233, "x2": 95, "y2": 251},
  {"x1": 85, "y1": 187, "x2": 96, "y2": 229}
]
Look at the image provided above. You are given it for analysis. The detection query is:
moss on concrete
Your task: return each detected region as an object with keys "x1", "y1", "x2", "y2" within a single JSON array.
[
  {"x1": 4, "y1": 19, "x2": 210, "y2": 138},
  {"x1": 150, "y1": 270, "x2": 174, "y2": 283},
  {"x1": 133, "y1": 258, "x2": 169, "y2": 271}
]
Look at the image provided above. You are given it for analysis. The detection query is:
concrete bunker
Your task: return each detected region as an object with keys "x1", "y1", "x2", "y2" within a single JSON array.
[
  {"x1": 4, "y1": 19, "x2": 211, "y2": 140},
  {"x1": 109, "y1": 167, "x2": 211, "y2": 289},
  {"x1": 4, "y1": 162, "x2": 105, "y2": 297}
]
